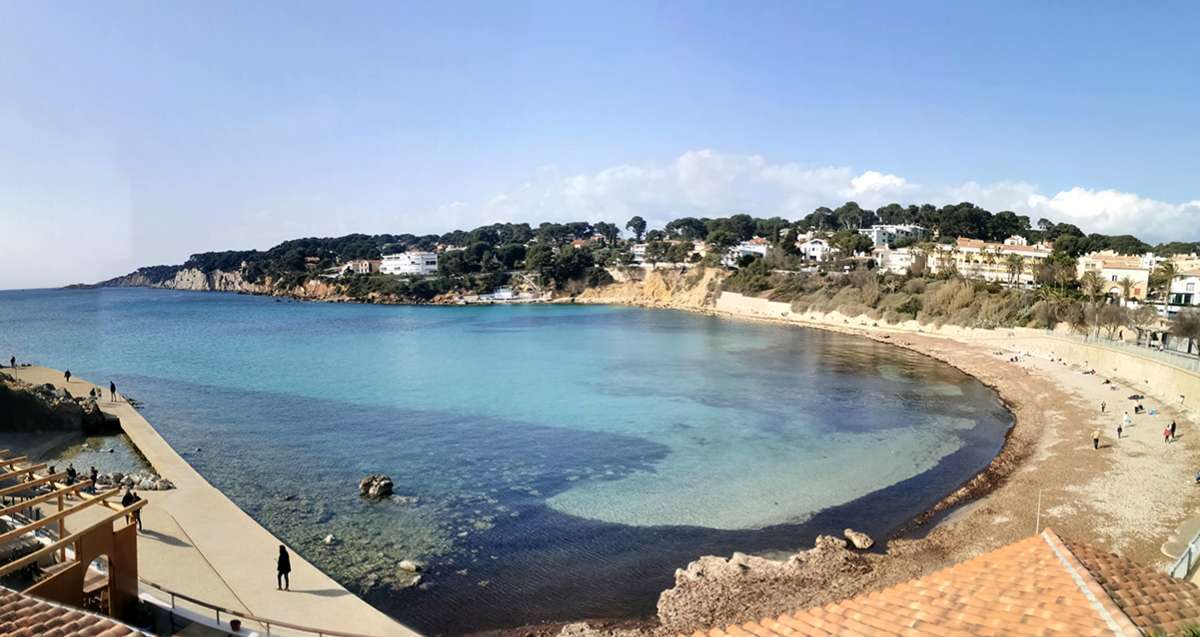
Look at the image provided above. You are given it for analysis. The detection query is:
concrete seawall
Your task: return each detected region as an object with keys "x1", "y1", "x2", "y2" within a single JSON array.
[{"x1": 9, "y1": 366, "x2": 419, "y2": 637}]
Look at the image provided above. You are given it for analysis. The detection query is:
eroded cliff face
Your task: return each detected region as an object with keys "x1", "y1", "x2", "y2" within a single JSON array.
[
  {"x1": 571, "y1": 267, "x2": 726, "y2": 310},
  {"x1": 101, "y1": 268, "x2": 273, "y2": 294}
]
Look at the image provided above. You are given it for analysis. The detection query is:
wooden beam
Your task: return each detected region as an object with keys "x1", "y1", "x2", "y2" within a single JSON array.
[
  {"x1": 0, "y1": 481, "x2": 92, "y2": 518},
  {"x1": 0, "y1": 467, "x2": 60, "y2": 499},
  {"x1": 0, "y1": 456, "x2": 29, "y2": 469},
  {"x1": 0, "y1": 464, "x2": 49, "y2": 485},
  {"x1": 0, "y1": 499, "x2": 145, "y2": 578},
  {"x1": 0, "y1": 487, "x2": 121, "y2": 547}
]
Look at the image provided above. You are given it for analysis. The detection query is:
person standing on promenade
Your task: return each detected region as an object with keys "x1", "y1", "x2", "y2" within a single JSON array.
[
  {"x1": 121, "y1": 488, "x2": 143, "y2": 530},
  {"x1": 1092, "y1": 429, "x2": 1100, "y2": 450},
  {"x1": 8, "y1": 355, "x2": 13, "y2": 368},
  {"x1": 276, "y1": 545, "x2": 292, "y2": 591},
  {"x1": 109, "y1": 381, "x2": 117, "y2": 402},
  {"x1": 88, "y1": 466, "x2": 98, "y2": 493},
  {"x1": 64, "y1": 369, "x2": 71, "y2": 383}
]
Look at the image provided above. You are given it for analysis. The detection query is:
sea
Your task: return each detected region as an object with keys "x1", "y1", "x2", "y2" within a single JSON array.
[{"x1": 0, "y1": 287, "x2": 1011, "y2": 634}]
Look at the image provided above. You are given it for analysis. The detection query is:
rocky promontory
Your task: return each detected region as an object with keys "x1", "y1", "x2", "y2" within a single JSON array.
[{"x1": 0, "y1": 371, "x2": 119, "y2": 434}]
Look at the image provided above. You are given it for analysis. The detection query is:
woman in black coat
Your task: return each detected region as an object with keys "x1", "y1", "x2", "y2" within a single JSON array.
[{"x1": 277, "y1": 545, "x2": 292, "y2": 590}]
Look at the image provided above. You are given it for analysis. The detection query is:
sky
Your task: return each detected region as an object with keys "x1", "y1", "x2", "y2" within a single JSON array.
[{"x1": 1, "y1": 1, "x2": 1198, "y2": 289}]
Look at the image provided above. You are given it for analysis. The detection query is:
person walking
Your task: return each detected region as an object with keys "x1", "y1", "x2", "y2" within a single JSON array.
[
  {"x1": 276, "y1": 545, "x2": 292, "y2": 591},
  {"x1": 1164, "y1": 425, "x2": 1173, "y2": 444},
  {"x1": 1124, "y1": 411, "x2": 1133, "y2": 429},
  {"x1": 1117, "y1": 421, "x2": 1123, "y2": 439},
  {"x1": 121, "y1": 488, "x2": 143, "y2": 530},
  {"x1": 1101, "y1": 401, "x2": 1106, "y2": 414},
  {"x1": 64, "y1": 369, "x2": 72, "y2": 383},
  {"x1": 110, "y1": 381, "x2": 117, "y2": 402},
  {"x1": 1092, "y1": 429, "x2": 1100, "y2": 450},
  {"x1": 88, "y1": 466, "x2": 98, "y2": 493},
  {"x1": 1171, "y1": 420, "x2": 1178, "y2": 440}
]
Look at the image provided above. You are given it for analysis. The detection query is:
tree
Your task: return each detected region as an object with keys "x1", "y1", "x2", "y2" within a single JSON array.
[
  {"x1": 645, "y1": 241, "x2": 669, "y2": 266},
  {"x1": 1170, "y1": 310, "x2": 1200, "y2": 358},
  {"x1": 706, "y1": 229, "x2": 738, "y2": 251},
  {"x1": 1130, "y1": 305, "x2": 1160, "y2": 344},
  {"x1": 1080, "y1": 270, "x2": 1105, "y2": 304},
  {"x1": 1153, "y1": 261, "x2": 1178, "y2": 302},
  {"x1": 1005, "y1": 254, "x2": 1026, "y2": 286},
  {"x1": 831, "y1": 230, "x2": 874, "y2": 256},
  {"x1": 625, "y1": 216, "x2": 647, "y2": 242},
  {"x1": 664, "y1": 217, "x2": 708, "y2": 240},
  {"x1": 592, "y1": 222, "x2": 620, "y2": 245},
  {"x1": 1117, "y1": 276, "x2": 1136, "y2": 306},
  {"x1": 1097, "y1": 304, "x2": 1129, "y2": 339}
]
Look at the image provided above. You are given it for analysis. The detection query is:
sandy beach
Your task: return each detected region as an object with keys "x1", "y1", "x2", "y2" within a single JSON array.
[{"x1": 524, "y1": 286, "x2": 1200, "y2": 637}]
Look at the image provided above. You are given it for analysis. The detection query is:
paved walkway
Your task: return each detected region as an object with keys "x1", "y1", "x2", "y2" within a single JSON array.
[{"x1": 9, "y1": 366, "x2": 418, "y2": 637}]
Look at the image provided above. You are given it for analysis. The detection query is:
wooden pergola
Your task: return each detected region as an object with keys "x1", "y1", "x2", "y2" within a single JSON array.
[{"x1": 0, "y1": 448, "x2": 145, "y2": 622}]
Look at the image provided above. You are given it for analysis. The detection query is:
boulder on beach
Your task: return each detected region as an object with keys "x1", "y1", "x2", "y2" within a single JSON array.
[{"x1": 843, "y1": 528, "x2": 874, "y2": 550}]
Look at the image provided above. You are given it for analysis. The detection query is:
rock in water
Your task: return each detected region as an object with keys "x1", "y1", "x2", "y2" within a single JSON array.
[
  {"x1": 843, "y1": 528, "x2": 874, "y2": 550},
  {"x1": 399, "y1": 559, "x2": 423, "y2": 573},
  {"x1": 359, "y1": 474, "x2": 395, "y2": 499},
  {"x1": 323, "y1": 534, "x2": 336, "y2": 546}
]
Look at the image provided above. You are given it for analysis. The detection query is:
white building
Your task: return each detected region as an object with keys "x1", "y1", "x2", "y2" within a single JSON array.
[
  {"x1": 1169, "y1": 271, "x2": 1200, "y2": 307},
  {"x1": 857, "y1": 224, "x2": 927, "y2": 248},
  {"x1": 874, "y1": 247, "x2": 918, "y2": 275},
  {"x1": 722, "y1": 239, "x2": 769, "y2": 267},
  {"x1": 380, "y1": 251, "x2": 439, "y2": 276},
  {"x1": 630, "y1": 243, "x2": 647, "y2": 263},
  {"x1": 797, "y1": 238, "x2": 834, "y2": 262}
]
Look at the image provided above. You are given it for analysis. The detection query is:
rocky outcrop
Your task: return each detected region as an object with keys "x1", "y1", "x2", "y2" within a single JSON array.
[
  {"x1": 96, "y1": 470, "x2": 175, "y2": 491},
  {"x1": 571, "y1": 267, "x2": 726, "y2": 310},
  {"x1": 655, "y1": 535, "x2": 870, "y2": 635},
  {"x1": 0, "y1": 374, "x2": 119, "y2": 434},
  {"x1": 359, "y1": 475, "x2": 394, "y2": 499}
]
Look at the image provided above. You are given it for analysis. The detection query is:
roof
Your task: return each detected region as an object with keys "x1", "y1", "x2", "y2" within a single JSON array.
[
  {"x1": 687, "y1": 529, "x2": 1200, "y2": 637},
  {"x1": 954, "y1": 237, "x2": 1051, "y2": 256},
  {"x1": 0, "y1": 586, "x2": 148, "y2": 637}
]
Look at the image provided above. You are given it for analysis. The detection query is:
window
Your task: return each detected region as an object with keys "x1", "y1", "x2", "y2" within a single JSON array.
[
  {"x1": 1188, "y1": 282, "x2": 1196, "y2": 292},
  {"x1": 1111, "y1": 275, "x2": 1118, "y2": 282}
]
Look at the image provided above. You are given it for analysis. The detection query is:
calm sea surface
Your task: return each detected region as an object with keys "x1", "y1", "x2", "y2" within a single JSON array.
[{"x1": 0, "y1": 288, "x2": 1011, "y2": 634}]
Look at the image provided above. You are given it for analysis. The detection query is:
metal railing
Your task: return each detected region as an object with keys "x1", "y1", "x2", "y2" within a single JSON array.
[
  {"x1": 139, "y1": 577, "x2": 382, "y2": 637},
  {"x1": 1168, "y1": 527, "x2": 1200, "y2": 579},
  {"x1": 1049, "y1": 332, "x2": 1200, "y2": 375}
]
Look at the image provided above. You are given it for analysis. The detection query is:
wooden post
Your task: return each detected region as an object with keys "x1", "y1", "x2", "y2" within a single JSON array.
[{"x1": 57, "y1": 493, "x2": 66, "y2": 561}]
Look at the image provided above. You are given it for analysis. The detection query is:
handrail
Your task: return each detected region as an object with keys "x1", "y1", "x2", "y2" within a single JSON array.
[
  {"x1": 1169, "y1": 527, "x2": 1200, "y2": 579},
  {"x1": 138, "y1": 577, "x2": 383, "y2": 637}
]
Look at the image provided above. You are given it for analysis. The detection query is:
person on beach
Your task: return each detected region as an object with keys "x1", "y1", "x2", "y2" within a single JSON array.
[
  {"x1": 1124, "y1": 412, "x2": 1133, "y2": 428},
  {"x1": 276, "y1": 545, "x2": 292, "y2": 591},
  {"x1": 1165, "y1": 426, "x2": 1173, "y2": 444},
  {"x1": 1092, "y1": 430, "x2": 1100, "y2": 450},
  {"x1": 64, "y1": 369, "x2": 71, "y2": 383},
  {"x1": 1117, "y1": 422, "x2": 1123, "y2": 439},
  {"x1": 1171, "y1": 420, "x2": 1178, "y2": 440},
  {"x1": 1101, "y1": 401, "x2": 1106, "y2": 414},
  {"x1": 110, "y1": 381, "x2": 117, "y2": 402}
]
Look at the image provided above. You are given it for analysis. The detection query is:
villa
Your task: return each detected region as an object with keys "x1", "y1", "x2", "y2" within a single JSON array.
[
  {"x1": 722, "y1": 238, "x2": 770, "y2": 267},
  {"x1": 797, "y1": 237, "x2": 834, "y2": 263},
  {"x1": 926, "y1": 236, "x2": 1052, "y2": 285},
  {"x1": 1169, "y1": 270, "x2": 1200, "y2": 307},
  {"x1": 1076, "y1": 251, "x2": 1153, "y2": 301},
  {"x1": 857, "y1": 224, "x2": 927, "y2": 248},
  {"x1": 380, "y1": 251, "x2": 439, "y2": 276}
]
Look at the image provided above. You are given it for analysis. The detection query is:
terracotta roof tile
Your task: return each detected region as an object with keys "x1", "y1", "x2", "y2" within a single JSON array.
[
  {"x1": 686, "y1": 530, "x2": 1184, "y2": 637},
  {"x1": 0, "y1": 586, "x2": 147, "y2": 636}
]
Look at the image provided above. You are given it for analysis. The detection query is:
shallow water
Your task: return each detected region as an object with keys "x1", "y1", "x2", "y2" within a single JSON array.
[{"x1": 0, "y1": 288, "x2": 1011, "y2": 633}]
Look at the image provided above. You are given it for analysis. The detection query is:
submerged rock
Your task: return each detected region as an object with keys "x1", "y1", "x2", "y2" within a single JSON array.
[{"x1": 399, "y1": 559, "x2": 423, "y2": 573}]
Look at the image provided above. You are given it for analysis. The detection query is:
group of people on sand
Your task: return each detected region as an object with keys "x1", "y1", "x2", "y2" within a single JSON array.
[{"x1": 1092, "y1": 405, "x2": 1180, "y2": 449}]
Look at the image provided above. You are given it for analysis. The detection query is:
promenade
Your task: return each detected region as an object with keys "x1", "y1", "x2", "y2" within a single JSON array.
[{"x1": 8, "y1": 366, "x2": 418, "y2": 637}]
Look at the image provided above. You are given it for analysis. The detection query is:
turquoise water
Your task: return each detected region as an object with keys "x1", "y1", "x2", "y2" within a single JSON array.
[{"x1": 0, "y1": 288, "x2": 1011, "y2": 633}]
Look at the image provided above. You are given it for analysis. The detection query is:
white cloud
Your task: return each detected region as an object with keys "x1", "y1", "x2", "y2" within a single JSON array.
[{"x1": 443, "y1": 149, "x2": 1199, "y2": 244}]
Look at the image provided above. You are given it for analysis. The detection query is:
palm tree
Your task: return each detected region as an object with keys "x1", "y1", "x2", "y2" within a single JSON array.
[
  {"x1": 1080, "y1": 270, "x2": 1105, "y2": 304},
  {"x1": 1118, "y1": 276, "x2": 1135, "y2": 307},
  {"x1": 1004, "y1": 254, "x2": 1026, "y2": 286},
  {"x1": 1155, "y1": 261, "x2": 1178, "y2": 303}
]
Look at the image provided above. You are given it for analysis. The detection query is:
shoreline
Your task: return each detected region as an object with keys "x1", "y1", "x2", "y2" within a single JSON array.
[
  {"x1": 17, "y1": 283, "x2": 1200, "y2": 635},
  {"x1": 3, "y1": 365, "x2": 419, "y2": 637},
  {"x1": 517, "y1": 291, "x2": 1200, "y2": 637}
]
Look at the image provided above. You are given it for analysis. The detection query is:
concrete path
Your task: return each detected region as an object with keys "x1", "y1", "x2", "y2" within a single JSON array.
[{"x1": 9, "y1": 366, "x2": 418, "y2": 637}]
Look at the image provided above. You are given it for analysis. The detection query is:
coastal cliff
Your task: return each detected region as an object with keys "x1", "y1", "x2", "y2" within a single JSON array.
[
  {"x1": 97, "y1": 267, "x2": 270, "y2": 293},
  {"x1": 571, "y1": 267, "x2": 725, "y2": 310}
]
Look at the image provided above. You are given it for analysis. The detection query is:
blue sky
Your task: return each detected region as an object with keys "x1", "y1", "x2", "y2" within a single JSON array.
[{"x1": 2, "y1": 1, "x2": 1198, "y2": 289}]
